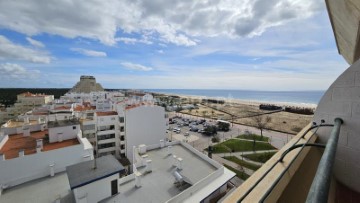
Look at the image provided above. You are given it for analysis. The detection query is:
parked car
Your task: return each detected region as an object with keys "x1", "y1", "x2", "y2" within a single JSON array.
[{"x1": 185, "y1": 132, "x2": 190, "y2": 136}]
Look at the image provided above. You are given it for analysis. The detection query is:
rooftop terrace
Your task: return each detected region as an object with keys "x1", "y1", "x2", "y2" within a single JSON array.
[
  {"x1": 0, "y1": 130, "x2": 79, "y2": 159},
  {"x1": 1, "y1": 172, "x2": 74, "y2": 203},
  {"x1": 105, "y1": 144, "x2": 219, "y2": 203}
]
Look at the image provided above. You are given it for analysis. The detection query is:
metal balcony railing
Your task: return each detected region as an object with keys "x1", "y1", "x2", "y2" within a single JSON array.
[
  {"x1": 306, "y1": 118, "x2": 343, "y2": 203},
  {"x1": 237, "y1": 118, "x2": 343, "y2": 203}
]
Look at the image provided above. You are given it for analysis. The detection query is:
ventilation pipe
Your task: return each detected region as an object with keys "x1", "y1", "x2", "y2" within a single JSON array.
[
  {"x1": 167, "y1": 145, "x2": 172, "y2": 155},
  {"x1": 49, "y1": 163, "x2": 55, "y2": 177},
  {"x1": 160, "y1": 140, "x2": 164, "y2": 148}
]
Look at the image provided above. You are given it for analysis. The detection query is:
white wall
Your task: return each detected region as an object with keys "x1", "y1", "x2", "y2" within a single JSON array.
[
  {"x1": 313, "y1": 59, "x2": 360, "y2": 192},
  {"x1": 125, "y1": 105, "x2": 166, "y2": 163},
  {"x1": 49, "y1": 124, "x2": 80, "y2": 143},
  {"x1": 73, "y1": 174, "x2": 118, "y2": 203},
  {"x1": 0, "y1": 136, "x2": 93, "y2": 188}
]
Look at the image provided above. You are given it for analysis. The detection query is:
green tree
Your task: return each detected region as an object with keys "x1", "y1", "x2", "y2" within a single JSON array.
[
  {"x1": 217, "y1": 122, "x2": 230, "y2": 131},
  {"x1": 204, "y1": 125, "x2": 217, "y2": 135}
]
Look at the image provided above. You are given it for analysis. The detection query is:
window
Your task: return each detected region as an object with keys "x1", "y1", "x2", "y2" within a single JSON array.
[
  {"x1": 120, "y1": 144, "x2": 125, "y2": 150},
  {"x1": 120, "y1": 126, "x2": 124, "y2": 132},
  {"x1": 97, "y1": 133, "x2": 115, "y2": 140},
  {"x1": 120, "y1": 136, "x2": 125, "y2": 141},
  {"x1": 111, "y1": 117, "x2": 116, "y2": 121},
  {"x1": 83, "y1": 124, "x2": 95, "y2": 131},
  {"x1": 73, "y1": 126, "x2": 76, "y2": 130},
  {"x1": 98, "y1": 142, "x2": 115, "y2": 149},
  {"x1": 119, "y1": 117, "x2": 124, "y2": 123}
]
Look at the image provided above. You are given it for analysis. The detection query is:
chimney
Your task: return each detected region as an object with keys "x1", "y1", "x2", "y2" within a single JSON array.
[
  {"x1": 24, "y1": 116, "x2": 29, "y2": 124},
  {"x1": 177, "y1": 157, "x2": 183, "y2": 170},
  {"x1": 49, "y1": 163, "x2": 55, "y2": 177},
  {"x1": 160, "y1": 140, "x2": 164, "y2": 148},
  {"x1": 173, "y1": 155, "x2": 177, "y2": 166},
  {"x1": 167, "y1": 145, "x2": 172, "y2": 155},
  {"x1": 36, "y1": 139, "x2": 43, "y2": 150},
  {"x1": 145, "y1": 159, "x2": 152, "y2": 173},
  {"x1": 19, "y1": 150, "x2": 24, "y2": 157},
  {"x1": 135, "y1": 173, "x2": 141, "y2": 188},
  {"x1": 0, "y1": 153, "x2": 4, "y2": 161},
  {"x1": 23, "y1": 126, "x2": 30, "y2": 137}
]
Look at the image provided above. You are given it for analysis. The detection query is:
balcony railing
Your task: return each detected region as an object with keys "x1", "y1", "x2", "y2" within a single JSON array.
[
  {"x1": 232, "y1": 118, "x2": 343, "y2": 202},
  {"x1": 306, "y1": 118, "x2": 343, "y2": 203}
]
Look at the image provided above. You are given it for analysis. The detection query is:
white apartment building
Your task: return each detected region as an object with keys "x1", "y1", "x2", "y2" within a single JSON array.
[
  {"x1": 124, "y1": 104, "x2": 167, "y2": 162},
  {"x1": 95, "y1": 111, "x2": 120, "y2": 157},
  {"x1": 0, "y1": 92, "x2": 54, "y2": 124},
  {"x1": 0, "y1": 119, "x2": 93, "y2": 194}
]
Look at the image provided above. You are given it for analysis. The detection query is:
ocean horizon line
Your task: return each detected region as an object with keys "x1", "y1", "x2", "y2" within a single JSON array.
[{"x1": 145, "y1": 89, "x2": 324, "y2": 106}]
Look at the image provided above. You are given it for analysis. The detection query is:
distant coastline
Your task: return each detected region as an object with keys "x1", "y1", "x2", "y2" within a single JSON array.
[{"x1": 146, "y1": 89, "x2": 325, "y2": 108}]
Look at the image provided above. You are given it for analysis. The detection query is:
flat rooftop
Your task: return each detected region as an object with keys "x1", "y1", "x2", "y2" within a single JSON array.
[
  {"x1": 2, "y1": 120, "x2": 40, "y2": 128},
  {"x1": 1, "y1": 172, "x2": 74, "y2": 203},
  {"x1": 66, "y1": 155, "x2": 125, "y2": 190},
  {"x1": 105, "y1": 144, "x2": 218, "y2": 203},
  {"x1": 48, "y1": 119, "x2": 80, "y2": 128},
  {"x1": 0, "y1": 131, "x2": 80, "y2": 159}
]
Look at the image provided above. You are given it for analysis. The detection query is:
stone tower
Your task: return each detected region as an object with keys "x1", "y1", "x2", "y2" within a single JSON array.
[{"x1": 69, "y1": 76, "x2": 104, "y2": 93}]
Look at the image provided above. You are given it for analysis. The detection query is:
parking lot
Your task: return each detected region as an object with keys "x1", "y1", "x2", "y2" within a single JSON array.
[
  {"x1": 167, "y1": 113, "x2": 294, "y2": 152},
  {"x1": 167, "y1": 115, "x2": 242, "y2": 151}
]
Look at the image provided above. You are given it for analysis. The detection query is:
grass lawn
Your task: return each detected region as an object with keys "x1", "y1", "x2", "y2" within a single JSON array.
[
  {"x1": 223, "y1": 164, "x2": 250, "y2": 180},
  {"x1": 212, "y1": 139, "x2": 276, "y2": 153},
  {"x1": 237, "y1": 134, "x2": 269, "y2": 142},
  {"x1": 223, "y1": 156, "x2": 261, "y2": 171},
  {"x1": 243, "y1": 152, "x2": 277, "y2": 163}
]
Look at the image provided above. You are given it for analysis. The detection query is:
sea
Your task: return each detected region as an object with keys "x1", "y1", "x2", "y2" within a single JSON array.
[{"x1": 145, "y1": 89, "x2": 325, "y2": 106}]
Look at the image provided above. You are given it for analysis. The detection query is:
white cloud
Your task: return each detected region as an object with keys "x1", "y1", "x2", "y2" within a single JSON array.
[
  {"x1": 0, "y1": 35, "x2": 51, "y2": 63},
  {"x1": 121, "y1": 62, "x2": 153, "y2": 71},
  {"x1": 115, "y1": 37, "x2": 153, "y2": 45},
  {"x1": 157, "y1": 49, "x2": 164, "y2": 54},
  {"x1": 26, "y1": 37, "x2": 45, "y2": 48},
  {"x1": 0, "y1": 0, "x2": 323, "y2": 46},
  {"x1": 0, "y1": 63, "x2": 40, "y2": 79},
  {"x1": 70, "y1": 48, "x2": 107, "y2": 57}
]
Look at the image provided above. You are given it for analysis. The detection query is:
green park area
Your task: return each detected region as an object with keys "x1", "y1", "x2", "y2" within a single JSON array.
[
  {"x1": 243, "y1": 152, "x2": 277, "y2": 163},
  {"x1": 237, "y1": 134, "x2": 269, "y2": 142},
  {"x1": 212, "y1": 139, "x2": 276, "y2": 153},
  {"x1": 223, "y1": 156, "x2": 261, "y2": 171},
  {"x1": 223, "y1": 164, "x2": 250, "y2": 180}
]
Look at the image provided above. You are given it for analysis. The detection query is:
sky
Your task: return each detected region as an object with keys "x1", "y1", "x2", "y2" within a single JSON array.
[{"x1": 0, "y1": 0, "x2": 349, "y2": 90}]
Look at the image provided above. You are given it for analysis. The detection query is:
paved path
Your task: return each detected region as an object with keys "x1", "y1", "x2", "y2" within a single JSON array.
[
  {"x1": 212, "y1": 154, "x2": 255, "y2": 175},
  {"x1": 214, "y1": 149, "x2": 279, "y2": 166}
]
